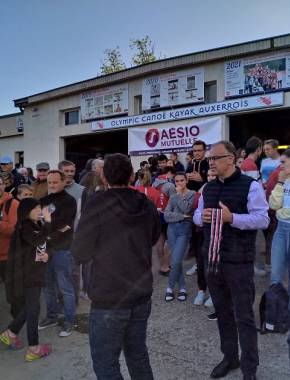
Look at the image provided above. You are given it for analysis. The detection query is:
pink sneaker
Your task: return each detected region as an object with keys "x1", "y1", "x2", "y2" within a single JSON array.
[
  {"x1": 0, "y1": 330, "x2": 23, "y2": 350},
  {"x1": 25, "y1": 344, "x2": 52, "y2": 362}
]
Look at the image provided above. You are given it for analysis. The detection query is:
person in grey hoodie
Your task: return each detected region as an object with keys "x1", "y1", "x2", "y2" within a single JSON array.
[{"x1": 164, "y1": 172, "x2": 195, "y2": 302}]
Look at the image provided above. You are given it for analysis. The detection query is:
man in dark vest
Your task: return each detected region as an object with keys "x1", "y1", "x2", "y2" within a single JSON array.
[{"x1": 194, "y1": 141, "x2": 269, "y2": 380}]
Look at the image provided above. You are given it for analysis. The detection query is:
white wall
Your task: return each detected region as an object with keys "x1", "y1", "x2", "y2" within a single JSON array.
[{"x1": 0, "y1": 135, "x2": 24, "y2": 163}]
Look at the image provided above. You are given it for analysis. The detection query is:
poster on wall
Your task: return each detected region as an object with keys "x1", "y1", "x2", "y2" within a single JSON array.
[
  {"x1": 80, "y1": 85, "x2": 128, "y2": 121},
  {"x1": 225, "y1": 53, "x2": 290, "y2": 97},
  {"x1": 142, "y1": 68, "x2": 204, "y2": 110},
  {"x1": 128, "y1": 117, "x2": 222, "y2": 156}
]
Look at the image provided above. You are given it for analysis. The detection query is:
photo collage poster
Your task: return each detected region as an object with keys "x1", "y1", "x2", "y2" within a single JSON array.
[
  {"x1": 80, "y1": 85, "x2": 129, "y2": 121},
  {"x1": 225, "y1": 52, "x2": 290, "y2": 97},
  {"x1": 142, "y1": 68, "x2": 204, "y2": 110}
]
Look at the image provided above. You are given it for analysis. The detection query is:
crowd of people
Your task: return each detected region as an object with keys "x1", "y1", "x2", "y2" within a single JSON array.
[{"x1": 0, "y1": 136, "x2": 289, "y2": 379}]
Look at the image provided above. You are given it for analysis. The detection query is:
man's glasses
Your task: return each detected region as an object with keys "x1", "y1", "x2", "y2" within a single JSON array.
[
  {"x1": 207, "y1": 155, "x2": 233, "y2": 162},
  {"x1": 193, "y1": 149, "x2": 204, "y2": 153}
]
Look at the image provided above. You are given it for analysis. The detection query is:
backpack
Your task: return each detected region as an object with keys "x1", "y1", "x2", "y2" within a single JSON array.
[{"x1": 259, "y1": 282, "x2": 289, "y2": 334}]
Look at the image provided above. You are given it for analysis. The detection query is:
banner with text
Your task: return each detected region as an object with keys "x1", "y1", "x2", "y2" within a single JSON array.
[
  {"x1": 81, "y1": 84, "x2": 128, "y2": 121},
  {"x1": 92, "y1": 92, "x2": 283, "y2": 131},
  {"x1": 128, "y1": 117, "x2": 222, "y2": 156},
  {"x1": 225, "y1": 53, "x2": 290, "y2": 98},
  {"x1": 142, "y1": 68, "x2": 204, "y2": 110}
]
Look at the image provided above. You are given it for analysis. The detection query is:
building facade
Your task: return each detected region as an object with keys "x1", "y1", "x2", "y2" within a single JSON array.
[{"x1": 1, "y1": 33, "x2": 290, "y2": 170}]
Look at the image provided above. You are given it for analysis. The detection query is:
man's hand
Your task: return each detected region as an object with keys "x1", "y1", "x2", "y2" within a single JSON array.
[
  {"x1": 58, "y1": 225, "x2": 71, "y2": 233},
  {"x1": 219, "y1": 202, "x2": 233, "y2": 223},
  {"x1": 191, "y1": 171, "x2": 202, "y2": 182},
  {"x1": 186, "y1": 171, "x2": 202, "y2": 182},
  {"x1": 202, "y1": 208, "x2": 212, "y2": 223}
]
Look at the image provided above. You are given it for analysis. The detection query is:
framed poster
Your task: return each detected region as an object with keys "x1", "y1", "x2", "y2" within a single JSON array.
[
  {"x1": 81, "y1": 85, "x2": 128, "y2": 120},
  {"x1": 142, "y1": 68, "x2": 204, "y2": 110},
  {"x1": 225, "y1": 53, "x2": 290, "y2": 97}
]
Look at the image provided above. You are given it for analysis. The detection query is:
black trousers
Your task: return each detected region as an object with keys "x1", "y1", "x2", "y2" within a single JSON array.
[
  {"x1": 207, "y1": 262, "x2": 258, "y2": 376},
  {"x1": 0, "y1": 260, "x2": 6, "y2": 282},
  {"x1": 8, "y1": 287, "x2": 41, "y2": 346}
]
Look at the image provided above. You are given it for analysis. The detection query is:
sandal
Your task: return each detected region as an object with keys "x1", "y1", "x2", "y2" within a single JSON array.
[
  {"x1": 165, "y1": 291, "x2": 175, "y2": 302},
  {"x1": 25, "y1": 344, "x2": 52, "y2": 362},
  {"x1": 0, "y1": 330, "x2": 23, "y2": 350},
  {"x1": 177, "y1": 291, "x2": 187, "y2": 302}
]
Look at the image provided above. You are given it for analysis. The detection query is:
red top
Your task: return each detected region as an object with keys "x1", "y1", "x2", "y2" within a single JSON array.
[{"x1": 133, "y1": 186, "x2": 161, "y2": 208}]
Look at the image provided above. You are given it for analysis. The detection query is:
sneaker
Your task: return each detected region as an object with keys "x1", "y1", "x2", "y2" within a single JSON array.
[
  {"x1": 59, "y1": 322, "x2": 73, "y2": 337},
  {"x1": 193, "y1": 290, "x2": 206, "y2": 306},
  {"x1": 0, "y1": 331, "x2": 23, "y2": 349},
  {"x1": 207, "y1": 312, "x2": 218, "y2": 321},
  {"x1": 25, "y1": 344, "x2": 52, "y2": 362},
  {"x1": 186, "y1": 264, "x2": 197, "y2": 276},
  {"x1": 38, "y1": 318, "x2": 58, "y2": 331},
  {"x1": 204, "y1": 296, "x2": 213, "y2": 308},
  {"x1": 254, "y1": 266, "x2": 267, "y2": 277}
]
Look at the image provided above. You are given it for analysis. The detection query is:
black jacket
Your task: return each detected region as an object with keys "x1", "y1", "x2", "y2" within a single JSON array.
[
  {"x1": 41, "y1": 191, "x2": 76, "y2": 250},
  {"x1": 186, "y1": 158, "x2": 209, "y2": 191},
  {"x1": 6, "y1": 220, "x2": 51, "y2": 304},
  {"x1": 72, "y1": 188, "x2": 161, "y2": 309},
  {"x1": 202, "y1": 169, "x2": 257, "y2": 263}
]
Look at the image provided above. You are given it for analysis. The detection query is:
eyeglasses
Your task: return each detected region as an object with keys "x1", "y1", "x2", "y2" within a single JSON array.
[
  {"x1": 207, "y1": 155, "x2": 233, "y2": 162},
  {"x1": 193, "y1": 149, "x2": 204, "y2": 153}
]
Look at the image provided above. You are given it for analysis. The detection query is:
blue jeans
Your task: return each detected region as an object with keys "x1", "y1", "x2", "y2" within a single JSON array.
[
  {"x1": 167, "y1": 221, "x2": 192, "y2": 290},
  {"x1": 89, "y1": 301, "x2": 153, "y2": 380},
  {"x1": 271, "y1": 220, "x2": 290, "y2": 286},
  {"x1": 45, "y1": 249, "x2": 76, "y2": 324}
]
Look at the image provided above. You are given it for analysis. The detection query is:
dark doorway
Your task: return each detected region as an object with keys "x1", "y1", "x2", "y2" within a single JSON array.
[
  {"x1": 65, "y1": 129, "x2": 128, "y2": 172},
  {"x1": 229, "y1": 108, "x2": 290, "y2": 149}
]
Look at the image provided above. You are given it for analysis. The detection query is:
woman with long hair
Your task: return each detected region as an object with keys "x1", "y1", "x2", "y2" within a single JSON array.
[
  {"x1": 164, "y1": 172, "x2": 195, "y2": 302},
  {"x1": 0, "y1": 198, "x2": 52, "y2": 361}
]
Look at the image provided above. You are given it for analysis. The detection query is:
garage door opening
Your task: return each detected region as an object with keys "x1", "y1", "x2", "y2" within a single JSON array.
[
  {"x1": 65, "y1": 129, "x2": 128, "y2": 172},
  {"x1": 229, "y1": 108, "x2": 290, "y2": 149}
]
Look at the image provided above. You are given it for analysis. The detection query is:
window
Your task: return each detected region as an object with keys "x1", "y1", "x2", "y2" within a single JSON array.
[
  {"x1": 65, "y1": 110, "x2": 79, "y2": 125},
  {"x1": 134, "y1": 95, "x2": 142, "y2": 115},
  {"x1": 204, "y1": 81, "x2": 217, "y2": 103}
]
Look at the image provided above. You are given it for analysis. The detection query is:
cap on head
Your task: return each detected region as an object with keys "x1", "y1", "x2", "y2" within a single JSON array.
[
  {"x1": 36, "y1": 162, "x2": 50, "y2": 171},
  {"x1": 0, "y1": 156, "x2": 13, "y2": 164}
]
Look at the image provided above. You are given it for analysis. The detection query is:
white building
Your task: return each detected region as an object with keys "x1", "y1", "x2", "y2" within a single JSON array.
[{"x1": 1, "y1": 33, "x2": 290, "y2": 171}]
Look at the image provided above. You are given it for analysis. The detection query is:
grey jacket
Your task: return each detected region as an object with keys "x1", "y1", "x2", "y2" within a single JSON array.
[{"x1": 164, "y1": 191, "x2": 195, "y2": 223}]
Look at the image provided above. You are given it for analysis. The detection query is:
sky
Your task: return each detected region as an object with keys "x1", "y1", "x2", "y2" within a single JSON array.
[{"x1": 1, "y1": 0, "x2": 290, "y2": 115}]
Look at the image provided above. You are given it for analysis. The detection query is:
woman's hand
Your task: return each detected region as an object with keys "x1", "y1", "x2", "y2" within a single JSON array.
[
  {"x1": 40, "y1": 253, "x2": 49, "y2": 263},
  {"x1": 42, "y1": 207, "x2": 52, "y2": 223}
]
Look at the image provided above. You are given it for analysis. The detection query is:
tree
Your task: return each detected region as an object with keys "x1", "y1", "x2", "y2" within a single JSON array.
[
  {"x1": 100, "y1": 46, "x2": 126, "y2": 74},
  {"x1": 130, "y1": 35, "x2": 156, "y2": 66}
]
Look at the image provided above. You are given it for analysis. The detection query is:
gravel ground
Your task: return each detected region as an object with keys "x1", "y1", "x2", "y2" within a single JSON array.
[{"x1": 0, "y1": 233, "x2": 289, "y2": 380}]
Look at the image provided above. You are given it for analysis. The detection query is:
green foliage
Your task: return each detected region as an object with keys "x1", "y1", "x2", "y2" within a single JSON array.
[
  {"x1": 100, "y1": 46, "x2": 126, "y2": 74},
  {"x1": 130, "y1": 35, "x2": 156, "y2": 66}
]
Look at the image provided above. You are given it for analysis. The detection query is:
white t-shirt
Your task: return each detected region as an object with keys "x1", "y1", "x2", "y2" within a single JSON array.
[{"x1": 260, "y1": 157, "x2": 280, "y2": 184}]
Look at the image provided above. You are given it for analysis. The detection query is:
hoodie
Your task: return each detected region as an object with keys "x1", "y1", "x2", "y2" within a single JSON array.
[
  {"x1": 72, "y1": 187, "x2": 161, "y2": 309},
  {"x1": 152, "y1": 176, "x2": 176, "y2": 198}
]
